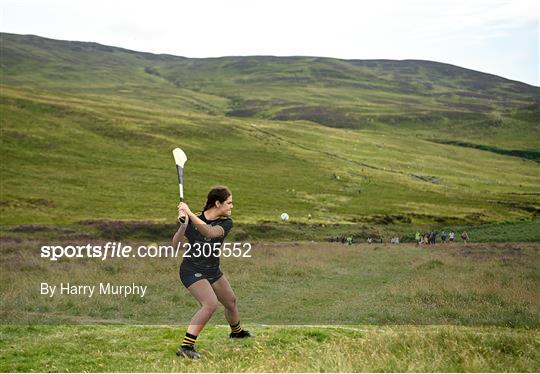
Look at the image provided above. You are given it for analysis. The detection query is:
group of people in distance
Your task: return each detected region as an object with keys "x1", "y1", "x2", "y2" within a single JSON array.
[
  {"x1": 366, "y1": 236, "x2": 400, "y2": 244},
  {"x1": 334, "y1": 236, "x2": 354, "y2": 245},
  {"x1": 347, "y1": 230, "x2": 471, "y2": 245},
  {"x1": 415, "y1": 230, "x2": 469, "y2": 245}
]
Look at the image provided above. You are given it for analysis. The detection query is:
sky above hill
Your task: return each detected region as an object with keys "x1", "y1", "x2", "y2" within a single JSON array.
[{"x1": 1, "y1": 0, "x2": 538, "y2": 86}]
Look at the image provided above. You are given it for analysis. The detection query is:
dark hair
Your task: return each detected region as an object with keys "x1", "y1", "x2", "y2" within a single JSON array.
[{"x1": 203, "y1": 186, "x2": 231, "y2": 211}]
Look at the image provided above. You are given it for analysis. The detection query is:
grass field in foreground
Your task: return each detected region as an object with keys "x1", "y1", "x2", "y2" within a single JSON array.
[
  {"x1": 1, "y1": 324, "x2": 538, "y2": 372},
  {"x1": 1, "y1": 240, "x2": 539, "y2": 371},
  {"x1": 2, "y1": 241, "x2": 538, "y2": 326}
]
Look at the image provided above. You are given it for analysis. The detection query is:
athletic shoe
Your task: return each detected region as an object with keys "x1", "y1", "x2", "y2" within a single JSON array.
[
  {"x1": 229, "y1": 329, "x2": 252, "y2": 338},
  {"x1": 176, "y1": 345, "x2": 201, "y2": 359}
]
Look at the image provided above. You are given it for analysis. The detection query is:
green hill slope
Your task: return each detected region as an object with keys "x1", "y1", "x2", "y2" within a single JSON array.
[{"x1": 1, "y1": 33, "x2": 538, "y2": 225}]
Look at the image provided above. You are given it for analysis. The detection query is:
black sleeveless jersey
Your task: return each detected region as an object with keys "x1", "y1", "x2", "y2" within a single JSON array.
[{"x1": 182, "y1": 212, "x2": 233, "y2": 270}]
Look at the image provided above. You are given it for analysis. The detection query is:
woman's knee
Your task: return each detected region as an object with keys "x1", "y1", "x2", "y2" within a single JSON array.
[
  {"x1": 202, "y1": 299, "x2": 219, "y2": 313},
  {"x1": 223, "y1": 295, "x2": 237, "y2": 310}
]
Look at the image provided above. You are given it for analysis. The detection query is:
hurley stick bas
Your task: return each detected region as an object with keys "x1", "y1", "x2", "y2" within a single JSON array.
[{"x1": 172, "y1": 147, "x2": 188, "y2": 223}]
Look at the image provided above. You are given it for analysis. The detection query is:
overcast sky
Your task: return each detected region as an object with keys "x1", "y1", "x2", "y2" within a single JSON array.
[{"x1": 1, "y1": 0, "x2": 538, "y2": 86}]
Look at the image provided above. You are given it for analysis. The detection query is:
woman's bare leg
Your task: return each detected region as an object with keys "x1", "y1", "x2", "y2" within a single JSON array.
[
  {"x1": 211, "y1": 275, "x2": 239, "y2": 325},
  {"x1": 186, "y1": 280, "x2": 219, "y2": 336}
]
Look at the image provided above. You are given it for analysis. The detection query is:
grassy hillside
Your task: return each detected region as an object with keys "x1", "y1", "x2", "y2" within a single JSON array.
[
  {"x1": 2, "y1": 33, "x2": 538, "y2": 144},
  {"x1": 0, "y1": 33, "x2": 539, "y2": 226}
]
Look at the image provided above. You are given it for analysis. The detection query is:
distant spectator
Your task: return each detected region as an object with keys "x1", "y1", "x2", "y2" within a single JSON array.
[
  {"x1": 429, "y1": 231, "x2": 437, "y2": 245},
  {"x1": 423, "y1": 233, "x2": 429, "y2": 244},
  {"x1": 367, "y1": 237, "x2": 373, "y2": 244},
  {"x1": 461, "y1": 231, "x2": 469, "y2": 243},
  {"x1": 441, "y1": 231, "x2": 447, "y2": 243},
  {"x1": 346, "y1": 237, "x2": 353, "y2": 245},
  {"x1": 415, "y1": 231, "x2": 421, "y2": 245},
  {"x1": 449, "y1": 231, "x2": 455, "y2": 242}
]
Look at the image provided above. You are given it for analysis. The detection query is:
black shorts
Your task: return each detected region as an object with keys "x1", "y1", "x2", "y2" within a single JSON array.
[{"x1": 179, "y1": 261, "x2": 223, "y2": 288}]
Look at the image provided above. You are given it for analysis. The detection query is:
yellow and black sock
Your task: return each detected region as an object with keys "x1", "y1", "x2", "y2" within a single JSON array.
[
  {"x1": 230, "y1": 321, "x2": 243, "y2": 334},
  {"x1": 181, "y1": 332, "x2": 197, "y2": 348}
]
